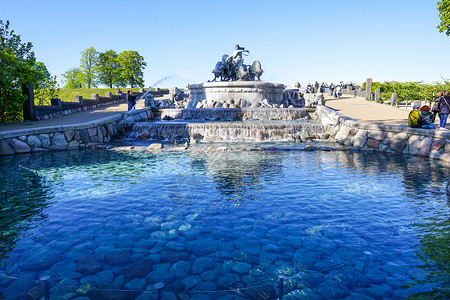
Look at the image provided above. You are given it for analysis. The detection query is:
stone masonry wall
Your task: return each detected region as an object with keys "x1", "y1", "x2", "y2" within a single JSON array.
[
  {"x1": 0, "y1": 109, "x2": 154, "y2": 156},
  {"x1": 316, "y1": 105, "x2": 450, "y2": 164}
]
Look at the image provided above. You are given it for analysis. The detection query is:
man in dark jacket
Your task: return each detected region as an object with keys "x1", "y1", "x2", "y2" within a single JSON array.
[{"x1": 126, "y1": 90, "x2": 136, "y2": 111}]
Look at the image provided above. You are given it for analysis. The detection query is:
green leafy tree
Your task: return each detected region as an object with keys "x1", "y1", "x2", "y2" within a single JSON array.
[
  {"x1": 34, "y1": 75, "x2": 60, "y2": 106},
  {"x1": 61, "y1": 67, "x2": 84, "y2": 89},
  {"x1": 437, "y1": 0, "x2": 450, "y2": 36},
  {"x1": 80, "y1": 47, "x2": 99, "y2": 89},
  {"x1": 97, "y1": 50, "x2": 124, "y2": 88},
  {"x1": 0, "y1": 20, "x2": 41, "y2": 122},
  {"x1": 117, "y1": 50, "x2": 146, "y2": 88},
  {"x1": 33, "y1": 62, "x2": 59, "y2": 105}
]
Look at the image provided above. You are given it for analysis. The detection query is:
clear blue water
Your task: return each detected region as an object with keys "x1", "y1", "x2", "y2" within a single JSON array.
[{"x1": 0, "y1": 145, "x2": 449, "y2": 299}]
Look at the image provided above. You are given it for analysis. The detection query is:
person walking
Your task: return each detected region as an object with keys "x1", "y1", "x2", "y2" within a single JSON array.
[
  {"x1": 438, "y1": 90, "x2": 450, "y2": 130},
  {"x1": 432, "y1": 90, "x2": 443, "y2": 121},
  {"x1": 126, "y1": 89, "x2": 136, "y2": 111},
  {"x1": 314, "y1": 81, "x2": 319, "y2": 93}
]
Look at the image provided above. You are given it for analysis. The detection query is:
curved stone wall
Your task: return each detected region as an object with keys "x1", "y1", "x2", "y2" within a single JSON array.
[
  {"x1": 316, "y1": 105, "x2": 450, "y2": 164},
  {"x1": 0, "y1": 109, "x2": 153, "y2": 156}
]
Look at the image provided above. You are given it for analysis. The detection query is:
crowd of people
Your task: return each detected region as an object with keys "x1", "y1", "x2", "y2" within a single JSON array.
[
  {"x1": 408, "y1": 90, "x2": 450, "y2": 130},
  {"x1": 305, "y1": 81, "x2": 353, "y2": 99}
]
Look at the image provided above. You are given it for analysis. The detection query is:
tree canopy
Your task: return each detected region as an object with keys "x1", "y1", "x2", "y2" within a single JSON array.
[
  {"x1": 0, "y1": 20, "x2": 47, "y2": 122},
  {"x1": 437, "y1": 0, "x2": 450, "y2": 35},
  {"x1": 116, "y1": 50, "x2": 147, "y2": 88},
  {"x1": 63, "y1": 48, "x2": 147, "y2": 89},
  {"x1": 80, "y1": 47, "x2": 99, "y2": 89},
  {"x1": 97, "y1": 50, "x2": 124, "y2": 88},
  {"x1": 62, "y1": 67, "x2": 84, "y2": 89}
]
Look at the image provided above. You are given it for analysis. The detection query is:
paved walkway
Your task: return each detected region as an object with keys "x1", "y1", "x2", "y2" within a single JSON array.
[
  {"x1": 0, "y1": 100, "x2": 146, "y2": 133},
  {"x1": 323, "y1": 94, "x2": 411, "y2": 126}
]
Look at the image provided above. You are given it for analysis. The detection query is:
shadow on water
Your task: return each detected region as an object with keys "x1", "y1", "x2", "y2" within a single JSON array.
[
  {"x1": 0, "y1": 150, "x2": 157, "y2": 262},
  {"x1": 0, "y1": 162, "x2": 51, "y2": 262}
]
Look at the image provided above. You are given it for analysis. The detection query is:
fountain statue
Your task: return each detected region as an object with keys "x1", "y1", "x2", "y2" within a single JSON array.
[
  {"x1": 211, "y1": 44, "x2": 263, "y2": 81},
  {"x1": 187, "y1": 45, "x2": 299, "y2": 109},
  {"x1": 131, "y1": 45, "x2": 317, "y2": 143}
]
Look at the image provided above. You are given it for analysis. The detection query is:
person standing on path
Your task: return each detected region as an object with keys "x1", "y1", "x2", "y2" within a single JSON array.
[
  {"x1": 432, "y1": 91, "x2": 443, "y2": 121},
  {"x1": 438, "y1": 90, "x2": 450, "y2": 130},
  {"x1": 126, "y1": 89, "x2": 136, "y2": 111}
]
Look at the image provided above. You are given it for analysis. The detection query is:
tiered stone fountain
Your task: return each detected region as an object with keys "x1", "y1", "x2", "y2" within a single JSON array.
[{"x1": 130, "y1": 45, "x2": 323, "y2": 143}]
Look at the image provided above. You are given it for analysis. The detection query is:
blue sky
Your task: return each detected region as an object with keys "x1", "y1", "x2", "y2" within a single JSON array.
[{"x1": 1, "y1": 0, "x2": 449, "y2": 88}]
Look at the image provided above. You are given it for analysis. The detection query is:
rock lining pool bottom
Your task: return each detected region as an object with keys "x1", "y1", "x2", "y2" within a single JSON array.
[{"x1": 0, "y1": 145, "x2": 449, "y2": 299}]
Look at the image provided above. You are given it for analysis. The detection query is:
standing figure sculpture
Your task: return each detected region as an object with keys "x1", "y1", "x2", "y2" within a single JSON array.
[{"x1": 210, "y1": 45, "x2": 263, "y2": 82}]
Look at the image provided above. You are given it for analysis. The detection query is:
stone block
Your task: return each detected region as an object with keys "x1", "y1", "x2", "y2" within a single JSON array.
[
  {"x1": 368, "y1": 130, "x2": 386, "y2": 141},
  {"x1": 441, "y1": 153, "x2": 450, "y2": 163},
  {"x1": 88, "y1": 128, "x2": 97, "y2": 137},
  {"x1": 0, "y1": 140, "x2": 15, "y2": 156},
  {"x1": 379, "y1": 143, "x2": 390, "y2": 152},
  {"x1": 79, "y1": 129, "x2": 89, "y2": 143},
  {"x1": 431, "y1": 140, "x2": 446, "y2": 151},
  {"x1": 27, "y1": 135, "x2": 42, "y2": 148},
  {"x1": 11, "y1": 138, "x2": 31, "y2": 154},
  {"x1": 69, "y1": 140, "x2": 80, "y2": 147},
  {"x1": 351, "y1": 130, "x2": 367, "y2": 148},
  {"x1": 418, "y1": 137, "x2": 433, "y2": 156},
  {"x1": 65, "y1": 130, "x2": 75, "y2": 142},
  {"x1": 39, "y1": 134, "x2": 51, "y2": 148},
  {"x1": 429, "y1": 150, "x2": 442, "y2": 160},
  {"x1": 52, "y1": 132, "x2": 68, "y2": 146},
  {"x1": 97, "y1": 127, "x2": 103, "y2": 143},
  {"x1": 408, "y1": 135, "x2": 421, "y2": 155},
  {"x1": 392, "y1": 132, "x2": 409, "y2": 141},
  {"x1": 366, "y1": 138, "x2": 380, "y2": 148},
  {"x1": 390, "y1": 140, "x2": 407, "y2": 152}
]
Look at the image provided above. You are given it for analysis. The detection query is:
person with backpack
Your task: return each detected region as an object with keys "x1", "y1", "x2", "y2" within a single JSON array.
[
  {"x1": 432, "y1": 91, "x2": 443, "y2": 120},
  {"x1": 418, "y1": 105, "x2": 435, "y2": 129},
  {"x1": 438, "y1": 90, "x2": 450, "y2": 130},
  {"x1": 408, "y1": 105, "x2": 420, "y2": 128}
]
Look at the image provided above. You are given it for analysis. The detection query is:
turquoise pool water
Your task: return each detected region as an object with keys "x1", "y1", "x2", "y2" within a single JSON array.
[{"x1": 0, "y1": 145, "x2": 449, "y2": 299}]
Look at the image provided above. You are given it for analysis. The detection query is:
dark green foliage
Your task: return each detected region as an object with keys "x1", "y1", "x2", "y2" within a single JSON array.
[{"x1": 0, "y1": 20, "x2": 38, "y2": 122}]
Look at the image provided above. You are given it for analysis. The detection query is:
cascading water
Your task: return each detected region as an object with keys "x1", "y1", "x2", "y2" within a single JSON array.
[{"x1": 131, "y1": 107, "x2": 323, "y2": 142}]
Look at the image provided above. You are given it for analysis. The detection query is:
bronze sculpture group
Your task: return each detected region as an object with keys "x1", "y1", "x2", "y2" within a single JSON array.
[{"x1": 211, "y1": 45, "x2": 263, "y2": 82}]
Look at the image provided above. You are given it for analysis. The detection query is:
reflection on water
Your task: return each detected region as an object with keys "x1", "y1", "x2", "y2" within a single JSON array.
[{"x1": 0, "y1": 145, "x2": 448, "y2": 299}]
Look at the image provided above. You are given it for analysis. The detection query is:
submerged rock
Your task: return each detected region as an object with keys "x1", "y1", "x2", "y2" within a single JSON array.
[
  {"x1": 76, "y1": 255, "x2": 103, "y2": 275},
  {"x1": 123, "y1": 258, "x2": 153, "y2": 279}
]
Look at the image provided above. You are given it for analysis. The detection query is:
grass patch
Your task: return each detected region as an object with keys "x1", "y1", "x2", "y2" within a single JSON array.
[
  {"x1": 35, "y1": 87, "x2": 170, "y2": 105},
  {"x1": 58, "y1": 88, "x2": 123, "y2": 102}
]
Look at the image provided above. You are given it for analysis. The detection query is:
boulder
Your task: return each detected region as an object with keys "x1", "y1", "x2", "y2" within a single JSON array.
[
  {"x1": 11, "y1": 138, "x2": 31, "y2": 153},
  {"x1": 123, "y1": 258, "x2": 153, "y2": 279},
  {"x1": 76, "y1": 255, "x2": 103, "y2": 275},
  {"x1": 27, "y1": 135, "x2": 42, "y2": 148},
  {"x1": 0, "y1": 140, "x2": 14, "y2": 156},
  {"x1": 51, "y1": 132, "x2": 68, "y2": 147},
  {"x1": 191, "y1": 257, "x2": 214, "y2": 275}
]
